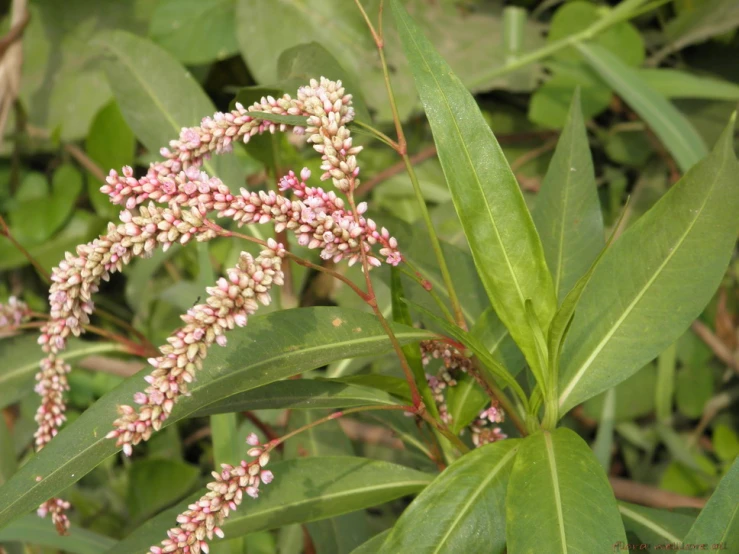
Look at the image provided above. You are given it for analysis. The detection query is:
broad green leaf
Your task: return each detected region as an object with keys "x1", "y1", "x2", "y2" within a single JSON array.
[
  {"x1": 548, "y1": 1, "x2": 645, "y2": 66},
  {"x1": 0, "y1": 335, "x2": 124, "y2": 410},
  {"x1": 577, "y1": 42, "x2": 707, "y2": 172},
  {"x1": 0, "y1": 213, "x2": 104, "y2": 272},
  {"x1": 94, "y1": 31, "x2": 245, "y2": 193},
  {"x1": 533, "y1": 89, "x2": 604, "y2": 301},
  {"x1": 127, "y1": 459, "x2": 199, "y2": 524},
  {"x1": 0, "y1": 416, "x2": 16, "y2": 486},
  {"x1": 507, "y1": 428, "x2": 626, "y2": 553},
  {"x1": 108, "y1": 457, "x2": 433, "y2": 553},
  {"x1": 682, "y1": 458, "x2": 739, "y2": 546},
  {"x1": 19, "y1": 2, "x2": 149, "y2": 140},
  {"x1": 283, "y1": 411, "x2": 371, "y2": 553},
  {"x1": 391, "y1": 0, "x2": 557, "y2": 373},
  {"x1": 193, "y1": 379, "x2": 401, "y2": 416},
  {"x1": 0, "y1": 515, "x2": 116, "y2": 554},
  {"x1": 637, "y1": 69, "x2": 739, "y2": 101},
  {"x1": 0, "y1": 308, "x2": 434, "y2": 530},
  {"x1": 618, "y1": 502, "x2": 695, "y2": 547},
  {"x1": 558, "y1": 118, "x2": 739, "y2": 413},
  {"x1": 85, "y1": 101, "x2": 136, "y2": 220},
  {"x1": 380, "y1": 439, "x2": 520, "y2": 554},
  {"x1": 276, "y1": 42, "x2": 371, "y2": 123},
  {"x1": 149, "y1": 0, "x2": 239, "y2": 65}
]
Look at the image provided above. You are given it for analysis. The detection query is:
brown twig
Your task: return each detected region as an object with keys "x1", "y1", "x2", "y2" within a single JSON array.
[
  {"x1": 76, "y1": 356, "x2": 145, "y2": 378},
  {"x1": 0, "y1": 6, "x2": 29, "y2": 59},
  {"x1": 609, "y1": 476, "x2": 707, "y2": 509},
  {"x1": 337, "y1": 419, "x2": 405, "y2": 449},
  {"x1": 243, "y1": 411, "x2": 281, "y2": 446},
  {"x1": 355, "y1": 144, "x2": 437, "y2": 197},
  {"x1": 692, "y1": 319, "x2": 739, "y2": 375},
  {"x1": 0, "y1": 214, "x2": 51, "y2": 282}
]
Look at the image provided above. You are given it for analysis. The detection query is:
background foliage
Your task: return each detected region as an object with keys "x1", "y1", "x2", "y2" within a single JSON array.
[{"x1": 0, "y1": 0, "x2": 738, "y2": 552}]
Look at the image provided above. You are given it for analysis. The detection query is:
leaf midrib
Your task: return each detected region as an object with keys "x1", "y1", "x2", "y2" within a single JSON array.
[
  {"x1": 618, "y1": 505, "x2": 681, "y2": 543},
  {"x1": 396, "y1": 11, "x2": 527, "y2": 310},
  {"x1": 0, "y1": 328, "x2": 430, "y2": 522},
  {"x1": 544, "y1": 432, "x2": 568, "y2": 554},
  {"x1": 558, "y1": 151, "x2": 728, "y2": 409},
  {"x1": 432, "y1": 445, "x2": 518, "y2": 553}
]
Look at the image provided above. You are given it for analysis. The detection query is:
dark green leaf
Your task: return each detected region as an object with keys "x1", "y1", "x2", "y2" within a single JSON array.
[
  {"x1": 380, "y1": 439, "x2": 520, "y2": 554},
  {"x1": 85, "y1": 101, "x2": 136, "y2": 220},
  {"x1": 506, "y1": 428, "x2": 626, "y2": 553},
  {"x1": 193, "y1": 379, "x2": 402, "y2": 416},
  {"x1": 0, "y1": 308, "x2": 434, "y2": 530},
  {"x1": 108, "y1": 457, "x2": 432, "y2": 553},
  {"x1": 558, "y1": 117, "x2": 739, "y2": 413},
  {"x1": 127, "y1": 459, "x2": 199, "y2": 523},
  {"x1": 0, "y1": 335, "x2": 124, "y2": 410},
  {"x1": 533, "y1": 88, "x2": 604, "y2": 301},
  {"x1": 0, "y1": 515, "x2": 116, "y2": 554},
  {"x1": 349, "y1": 530, "x2": 390, "y2": 554},
  {"x1": 391, "y1": 0, "x2": 557, "y2": 373},
  {"x1": 149, "y1": 0, "x2": 239, "y2": 65}
]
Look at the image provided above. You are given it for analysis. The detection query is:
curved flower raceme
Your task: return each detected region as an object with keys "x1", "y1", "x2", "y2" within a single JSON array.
[
  {"x1": 150, "y1": 434, "x2": 275, "y2": 554},
  {"x1": 107, "y1": 242, "x2": 284, "y2": 455},
  {"x1": 33, "y1": 77, "x2": 399, "y2": 534}
]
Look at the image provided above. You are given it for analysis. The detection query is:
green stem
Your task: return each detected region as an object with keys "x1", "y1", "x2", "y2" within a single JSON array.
[
  {"x1": 468, "y1": 0, "x2": 662, "y2": 88},
  {"x1": 402, "y1": 155, "x2": 467, "y2": 329},
  {"x1": 352, "y1": 120, "x2": 398, "y2": 150}
]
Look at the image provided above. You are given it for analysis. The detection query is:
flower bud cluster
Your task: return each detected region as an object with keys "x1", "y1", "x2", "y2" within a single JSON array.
[
  {"x1": 0, "y1": 296, "x2": 31, "y2": 327},
  {"x1": 221, "y1": 168, "x2": 401, "y2": 266},
  {"x1": 298, "y1": 78, "x2": 360, "y2": 192},
  {"x1": 150, "y1": 433, "x2": 275, "y2": 554},
  {"x1": 38, "y1": 204, "x2": 215, "y2": 355},
  {"x1": 101, "y1": 77, "x2": 357, "y2": 210},
  {"x1": 107, "y1": 242, "x2": 285, "y2": 455},
  {"x1": 470, "y1": 405, "x2": 507, "y2": 447},
  {"x1": 37, "y1": 498, "x2": 71, "y2": 535}
]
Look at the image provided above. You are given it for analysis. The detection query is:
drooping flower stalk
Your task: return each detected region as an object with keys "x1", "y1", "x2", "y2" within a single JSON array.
[
  {"x1": 34, "y1": 77, "x2": 400, "y2": 533},
  {"x1": 107, "y1": 242, "x2": 285, "y2": 455},
  {"x1": 150, "y1": 433, "x2": 275, "y2": 554}
]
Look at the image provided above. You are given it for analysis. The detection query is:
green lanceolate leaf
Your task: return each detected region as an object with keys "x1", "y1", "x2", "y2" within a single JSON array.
[
  {"x1": 507, "y1": 428, "x2": 626, "y2": 553},
  {"x1": 637, "y1": 69, "x2": 739, "y2": 101},
  {"x1": 108, "y1": 457, "x2": 433, "y2": 553},
  {"x1": 577, "y1": 42, "x2": 707, "y2": 172},
  {"x1": 0, "y1": 515, "x2": 117, "y2": 554},
  {"x1": 683, "y1": 457, "x2": 739, "y2": 546},
  {"x1": 350, "y1": 530, "x2": 391, "y2": 554},
  {"x1": 618, "y1": 502, "x2": 695, "y2": 546},
  {"x1": 193, "y1": 379, "x2": 402, "y2": 415},
  {"x1": 0, "y1": 335, "x2": 124, "y2": 410},
  {"x1": 380, "y1": 439, "x2": 520, "y2": 554},
  {"x1": 0, "y1": 308, "x2": 434, "y2": 530},
  {"x1": 533, "y1": 88, "x2": 604, "y2": 302},
  {"x1": 558, "y1": 117, "x2": 739, "y2": 413},
  {"x1": 391, "y1": 0, "x2": 557, "y2": 374},
  {"x1": 390, "y1": 266, "x2": 438, "y2": 417}
]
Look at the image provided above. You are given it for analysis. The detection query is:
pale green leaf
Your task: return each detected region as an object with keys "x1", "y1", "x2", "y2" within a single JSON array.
[
  {"x1": 507, "y1": 428, "x2": 626, "y2": 553},
  {"x1": 683, "y1": 458, "x2": 739, "y2": 546},
  {"x1": 391, "y1": 0, "x2": 557, "y2": 373},
  {"x1": 380, "y1": 439, "x2": 520, "y2": 554},
  {"x1": 0, "y1": 515, "x2": 116, "y2": 554},
  {"x1": 558, "y1": 117, "x2": 739, "y2": 413}
]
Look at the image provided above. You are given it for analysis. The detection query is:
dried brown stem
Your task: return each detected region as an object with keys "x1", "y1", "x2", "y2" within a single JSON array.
[
  {"x1": 609, "y1": 476, "x2": 707, "y2": 509},
  {"x1": 692, "y1": 319, "x2": 739, "y2": 375}
]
